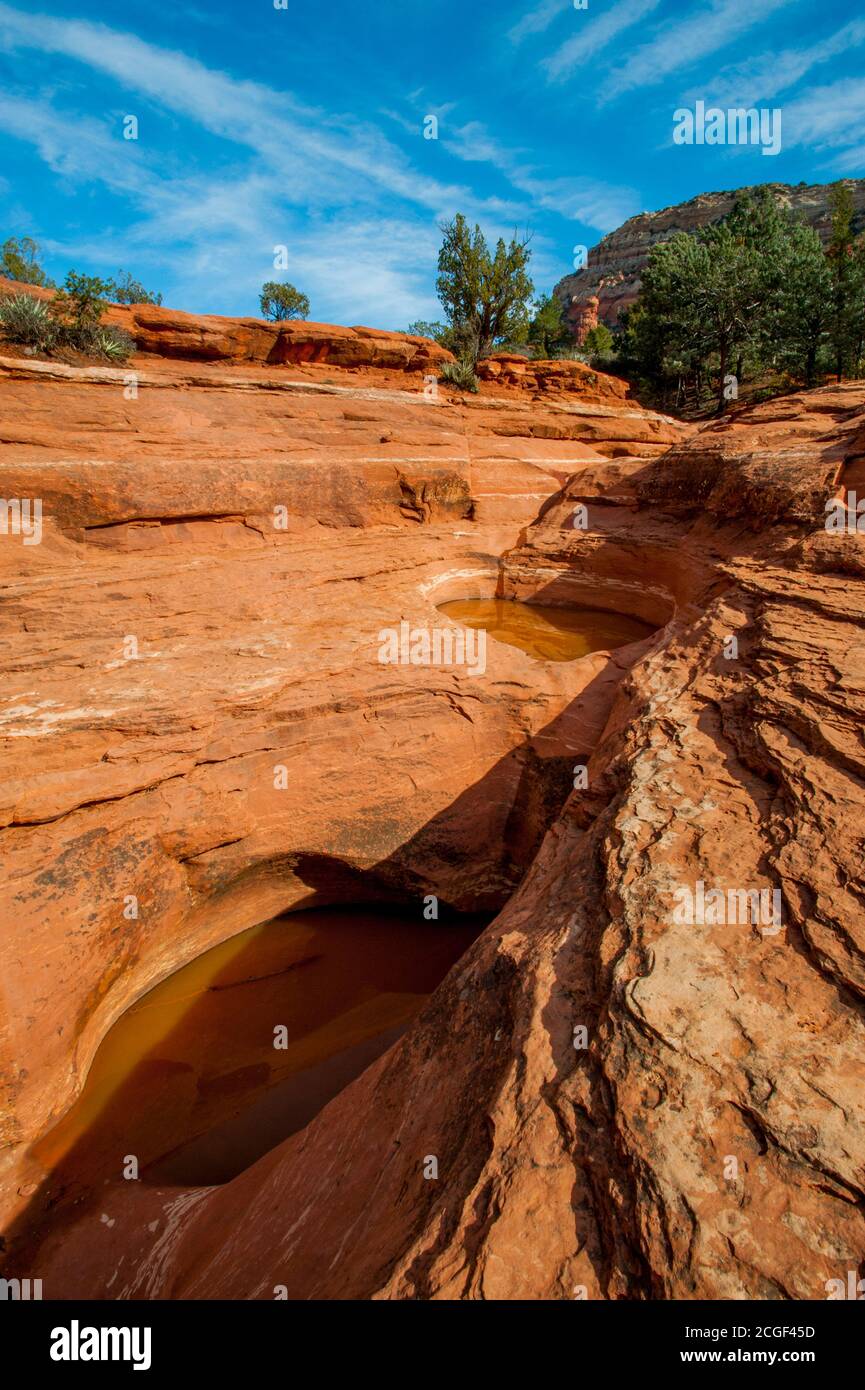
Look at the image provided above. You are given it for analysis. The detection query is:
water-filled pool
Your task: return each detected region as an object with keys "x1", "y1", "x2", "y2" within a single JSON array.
[
  {"x1": 31, "y1": 905, "x2": 485, "y2": 1189},
  {"x1": 437, "y1": 597, "x2": 654, "y2": 662}
]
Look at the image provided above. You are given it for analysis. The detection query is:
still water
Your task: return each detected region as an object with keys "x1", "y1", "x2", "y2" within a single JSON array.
[
  {"x1": 437, "y1": 598, "x2": 654, "y2": 662},
  {"x1": 32, "y1": 906, "x2": 484, "y2": 1189}
]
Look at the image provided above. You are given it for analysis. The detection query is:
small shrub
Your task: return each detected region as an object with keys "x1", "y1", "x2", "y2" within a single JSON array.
[
  {"x1": 582, "y1": 324, "x2": 614, "y2": 356},
  {"x1": 494, "y1": 341, "x2": 534, "y2": 359},
  {"x1": 406, "y1": 319, "x2": 451, "y2": 344},
  {"x1": 50, "y1": 271, "x2": 112, "y2": 336},
  {"x1": 0, "y1": 293, "x2": 57, "y2": 350},
  {"x1": 585, "y1": 354, "x2": 617, "y2": 373},
  {"x1": 52, "y1": 320, "x2": 103, "y2": 355},
  {"x1": 92, "y1": 325, "x2": 135, "y2": 362},
  {"x1": 553, "y1": 346, "x2": 590, "y2": 362},
  {"x1": 749, "y1": 382, "x2": 788, "y2": 404},
  {"x1": 440, "y1": 358, "x2": 479, "y2": 392},
  {"x1": 0, "y1": 282, "x2": 135, "y2": 363}
]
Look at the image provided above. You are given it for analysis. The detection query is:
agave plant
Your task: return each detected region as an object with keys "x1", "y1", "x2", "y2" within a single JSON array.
[
  {"x1": 440, "y1": 358, "x2": 479, "y2": 393},
  {"x1": 91, "y1": 324, "x2": 136, "y2": 363},
  {"x1": 0, "y1": 293, "x2": 57, "y2": 351}
]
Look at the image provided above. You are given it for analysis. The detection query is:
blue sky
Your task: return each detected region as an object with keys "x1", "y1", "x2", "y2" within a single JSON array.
[{"x1": 0, "y1": 0, "x2": 863, "y2": 327}]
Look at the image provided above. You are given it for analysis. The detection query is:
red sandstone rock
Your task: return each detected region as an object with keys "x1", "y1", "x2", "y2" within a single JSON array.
[
  {"x1": 15, "y1": 334, "x2": 865, "y2": 1304},
  {"x1": 0, "y1": 343, "x2": 686, "y2": 1244},
  {"x1": 98, "y1": 383, "x2": 861, "y2": 1302},
  {"x1": 475, "y1": 349, "x2": 629, "y2": 403},
  {"x1": 0, "y1": 276, "x2": 454, "y2": 372},
  {"x1": 569, "y1": 294, "x2": 599, "y2": 345}
]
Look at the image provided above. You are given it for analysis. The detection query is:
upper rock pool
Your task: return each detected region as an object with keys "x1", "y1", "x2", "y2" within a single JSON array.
[{"x1": 437, "y1": 597, "x2": 655, "y2": 663}]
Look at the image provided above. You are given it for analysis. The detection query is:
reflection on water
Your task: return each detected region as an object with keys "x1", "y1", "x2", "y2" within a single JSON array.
[
  {"x1": 437, "y1": 597, "x2": 654, "y2": 662},
  {"x1": 31, "y1": 905, "x2": 484, "y2": 1190}
]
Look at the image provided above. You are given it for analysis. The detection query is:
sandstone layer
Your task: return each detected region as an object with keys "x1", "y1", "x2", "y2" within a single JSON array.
[
  {"x1": 0, "y1": 339, "x2": 685, "y2": 1253},
  {"x1": 1, "y1": 342, "x2": 862, "y2": 1301},
  {"x1": 0, "y1": 275, "x2": 454, "y2": 372},
  {"x1": 555, "y1": 178, "x2": 865, "y2": 338}
]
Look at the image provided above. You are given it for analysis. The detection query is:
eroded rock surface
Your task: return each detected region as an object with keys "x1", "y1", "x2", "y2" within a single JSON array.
[
  {"x1": 0, "y1": 276, "x2": 454, "y2": 371},
  {"x1": 0, "y1": 343, "x2": 683, "y2": 1255},
  {"x1": 2, "y1": 351, "x2": 862, "y2": 1301}
]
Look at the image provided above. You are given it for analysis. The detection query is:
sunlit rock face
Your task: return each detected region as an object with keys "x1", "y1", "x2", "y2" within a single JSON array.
[
  {"x1": 0, "y1": 275, "x2": 456, "y2": 371},
  {"x1": 0, "y1": 321, "x2": 686, "y2": 1278},
  {"x1": 3, "y1": 307, "x2": 863, "y2": 1304}
]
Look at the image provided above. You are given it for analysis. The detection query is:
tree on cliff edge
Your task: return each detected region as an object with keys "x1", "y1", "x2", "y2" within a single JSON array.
[
  {"x1": 260, "y1": 281, "x2": 310, "y2": 322},
  {"x1": 109, "y1": 271, "x2": 162, "y2": 306},
  {"x1": 1, "y1": 236, "x2": 54, "y2": 287},
  {"x1": 435, "y1": 214, "x2": 533, "y2": 364}
]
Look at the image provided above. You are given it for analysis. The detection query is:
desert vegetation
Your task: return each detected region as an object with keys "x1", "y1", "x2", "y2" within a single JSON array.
[
  {"x1": 406, "y1": 182, "x2": 865, "y2": 415},
  {"x1": 259, "y1": 280, "x2": 311, "y2": 321},
  {"x1": 615, "y1": 184, "x2": 865, "y2": 413},
  {"x1": 1, "y1": 235, "x2": 54, "y2": 286},
  {"x1": 439, "y1": 357, "x2": 480, "y2": 392},
  {"x1": 0, "y1": 271, "x2": 135, "y2": 363},
  {"x1": 0, "y1": 239, "x2": 159, "y2": 363},
  {"x1": 6, "y1": 181, "x2": 865, "y2": 409},
  {"x1": 405, "y1": 215, "x2": 574, "y2": 385}
]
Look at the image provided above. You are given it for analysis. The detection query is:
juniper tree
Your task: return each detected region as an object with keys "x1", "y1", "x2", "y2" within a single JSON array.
[
  {"x1": 638, "y1": 227, "x2": 762, "y2": 413},
  {"x1": 435, "y1": 214, "x2": 533, "y2": 364},
  {"x1": 582, "y1": 323, "x2": 614, "y2": 356},
  {"x1": 634, "y1": 191, "x2": 816, "y2": 411},
  {"x1": 259, "y1": 281, "x2": 310, "y2": 321},
  {"x1": 1, "y1": 236, "x2": 54, "y2": 287},
  {"x1": 767, "y1": 221, "x2": 832, "y2": 387},
  {"x1": 826, "y1": 183, "x2": 865, "y2": 380},
  {"x1": 109, "y1": 271, "x2": 163, "y2": 306},
  {"x1": 527, "y1": 293, "x2": 570, "y2": 358}
]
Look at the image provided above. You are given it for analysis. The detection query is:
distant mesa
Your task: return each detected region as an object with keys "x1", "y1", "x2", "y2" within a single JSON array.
[{"x1": 555, "y1": 178, "x2": 865, "y2": 343}]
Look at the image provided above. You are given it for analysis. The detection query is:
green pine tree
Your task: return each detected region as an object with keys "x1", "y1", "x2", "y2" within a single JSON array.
[
  {"x1": 527, "y1": 293, "x2": 570, "y2": 358},
  {"x1": 1, "y1": 236, "x2": 54, "y2": 287},
  {"x1": 436, "y1": 214, "x2": 534, "y2": 364},
  {"x1": 767, "y1": 221, "x2": 832, "y2": 387},
  {"x1": 827, "y1": 183, "x2": 865, "y2": 381}
]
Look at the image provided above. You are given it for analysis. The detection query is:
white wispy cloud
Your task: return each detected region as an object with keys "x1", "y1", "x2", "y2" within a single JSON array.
[
  {"x1": 0, "y1": 84, "x2": 445, "y2": 323},
  {"x1": 286, "y1": 220, "x2": 444, "y2": 327},
  {"x1": 0, "y1": 2, "x2": 644, "y2": 321},
  {"x1": 444, "y1": 122, "x2": 525, "y2": 167},
  {"x1": 0, "y1": 90, "x2": 157, "y2": 197},
  {"x1": 602, "y1": 0, "x2": 795, "y2": 100},
  {"x1": 693, "y1": 18, "x2": 865, "y2": 108},
  {"x1": 444, "y1": 119, "x2": 639, "y2": 230},
  {"x1": 508, "y1": 0, "x2": 571, "y2": 46},
  {"x1": 0, "y1": 2, "x2": 558, "y2": 322},
  {"x1": 830, "y1": 146, "x2": 865, "y2": 174},
  {"x1": 783, "y1": 78, "x2": 865, "y2": 158},
  {"x1": 543, "y1": 0, "x2": 662, "y2": 82},
  {"x1": 0, "y1": 3, "x2": 520, "y2": 225}
]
